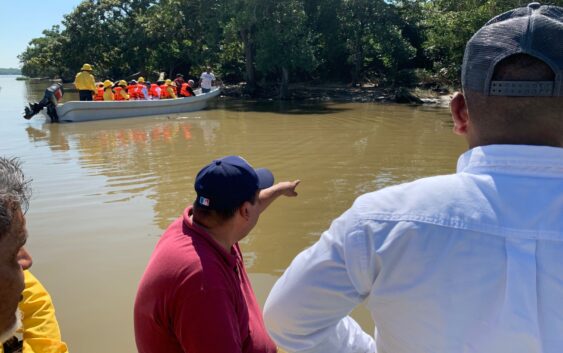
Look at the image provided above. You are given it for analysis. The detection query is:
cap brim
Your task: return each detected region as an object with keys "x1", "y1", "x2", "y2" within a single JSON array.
[{"x1": 255, "y1": 168, "x2": 274, "y2": 189}]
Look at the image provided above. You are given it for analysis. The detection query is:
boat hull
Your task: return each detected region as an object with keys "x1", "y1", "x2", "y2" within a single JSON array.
[{"x1": 42, "y1": 87, "x2": 221, "y2": 123}]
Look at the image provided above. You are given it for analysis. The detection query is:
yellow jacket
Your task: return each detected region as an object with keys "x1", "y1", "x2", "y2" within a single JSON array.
[
  {"x1": 166, "y1": 86, "x2": 177, "y2": 99},
  {"x1": 103, "y1": 88, "x2": 114, "y2": 101},
  {"x1": 73, "y1": 71, "x2": 96, "y2": 91},
  {"x1": 0, "y1": 271, "x2": 69, "y2": 353}
]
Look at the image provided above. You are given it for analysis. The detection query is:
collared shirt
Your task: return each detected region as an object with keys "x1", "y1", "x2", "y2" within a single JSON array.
[
  {"x1": 134, "y1": 206, "x2": 276, "y2": 353},
  {"x1": 200, "y1": 72, "x2": 215, "y2": 89},
  {"x1": 264, "y1": 145, "x2": 563, "y2": 353}
]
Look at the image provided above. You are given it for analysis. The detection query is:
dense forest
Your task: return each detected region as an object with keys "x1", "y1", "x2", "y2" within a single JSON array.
[{"x1": 18, "y1": 0, "x2": 563, "y2": 97}]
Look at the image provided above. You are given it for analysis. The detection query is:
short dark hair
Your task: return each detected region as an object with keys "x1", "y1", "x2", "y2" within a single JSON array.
[
  {"x1": 465, "y1": 54, "x2": 563, "y2": 146},
  {"x1": 0, "y1": 157, "x2": 31, "y2": 238},
  {"x1": 192, "y1": 192, "x2": 257, "y2": 223}
]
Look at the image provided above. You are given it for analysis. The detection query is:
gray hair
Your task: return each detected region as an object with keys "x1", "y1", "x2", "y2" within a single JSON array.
[{"x1": 0, "y1": 157, "x2": 31, "y2": 237}]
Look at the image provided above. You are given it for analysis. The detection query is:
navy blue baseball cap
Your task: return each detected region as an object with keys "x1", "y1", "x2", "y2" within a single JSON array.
[{"x1": 194, "y1": 156, "x2": 274, "y2": 210}]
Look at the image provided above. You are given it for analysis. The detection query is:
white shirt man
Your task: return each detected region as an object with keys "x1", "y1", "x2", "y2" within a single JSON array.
[
  {"x1": 199, "y1": 69, "x2": 216, "y2": 93},
  {"x1": 264, "y1": 3, "x2": 563, "y2": 353}
]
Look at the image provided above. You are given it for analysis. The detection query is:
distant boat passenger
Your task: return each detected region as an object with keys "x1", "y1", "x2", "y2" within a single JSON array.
[
  {"x1": 114, "y1": 80, "x2": 130, "y2": 101},
  {"x1": 103, "y1": 80, "x2": 114, "y2": 101},
  {"x1": 94, "y1": 82, "x2": 104, "y2": 101},
  {"x1": 74, "y1": 63, "x2": 97, "y2": 101},
  {"x1": 137, "y1": 77, "x2": 149, "y2": 100}
]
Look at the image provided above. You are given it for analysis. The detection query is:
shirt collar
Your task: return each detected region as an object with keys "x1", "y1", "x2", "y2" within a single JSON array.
[
  {"x1": 182, "y1": 206, "x2": 238, "y2": 268},
  {"x1": 457, "y1": 144, "x2": 563, "y2": 177}
]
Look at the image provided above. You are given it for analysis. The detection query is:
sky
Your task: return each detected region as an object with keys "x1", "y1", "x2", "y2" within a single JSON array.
[{"x1": 0, "y1": 1, "x2": 82, "y2": 68}]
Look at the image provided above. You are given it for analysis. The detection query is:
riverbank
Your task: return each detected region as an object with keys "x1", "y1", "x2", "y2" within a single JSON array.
[{"x1": 221, "y1": 82, "x2": 454, "y2": 108}]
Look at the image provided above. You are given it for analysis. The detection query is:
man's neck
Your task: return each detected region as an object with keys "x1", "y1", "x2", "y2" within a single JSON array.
[{"x1": 191, "y1": 214, "x2": 238, "y2": 252}]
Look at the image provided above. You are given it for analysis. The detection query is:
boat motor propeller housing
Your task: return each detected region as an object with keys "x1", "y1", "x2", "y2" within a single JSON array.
[{"x1": 24, "y1": 83, "x2": 64, "y2": 122}]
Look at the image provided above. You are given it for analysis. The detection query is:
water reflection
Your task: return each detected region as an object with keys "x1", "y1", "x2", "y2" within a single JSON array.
[{"x1": 6, "y1": 75, "x2": 468, "y2": 353}]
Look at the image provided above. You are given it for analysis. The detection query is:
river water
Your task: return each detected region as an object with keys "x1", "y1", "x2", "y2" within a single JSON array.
[{"x1": 0, "y1": 75, "x2": 466, "y2": 352}]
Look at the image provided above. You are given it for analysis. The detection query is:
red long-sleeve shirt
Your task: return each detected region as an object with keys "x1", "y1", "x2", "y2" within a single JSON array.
[{"x1": 134, "y1": 206, "x2": 276, "y2": 353}]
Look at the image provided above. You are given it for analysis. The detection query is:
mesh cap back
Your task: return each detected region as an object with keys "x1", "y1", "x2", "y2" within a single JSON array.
[{"x1": 462, "y1": 2, "x2": 563, "y2": 96}]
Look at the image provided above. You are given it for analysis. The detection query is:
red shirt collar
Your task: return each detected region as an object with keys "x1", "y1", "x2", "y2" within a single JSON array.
[{"x1": 182, "y1": 206, "x2": 239, "y2": 268}]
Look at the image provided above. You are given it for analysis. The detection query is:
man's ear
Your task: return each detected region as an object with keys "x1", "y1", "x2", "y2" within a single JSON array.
[
  {"x1": 450, "y1": 92, "x2": 470, "y2": 135},
  {"x1": 238, "y1": 202, "x2": 251, "y2": 220}
]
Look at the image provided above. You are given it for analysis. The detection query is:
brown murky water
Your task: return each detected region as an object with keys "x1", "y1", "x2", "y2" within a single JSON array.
[{"x1": 0, "y1": 76, "x2": 466, "y2": 353}]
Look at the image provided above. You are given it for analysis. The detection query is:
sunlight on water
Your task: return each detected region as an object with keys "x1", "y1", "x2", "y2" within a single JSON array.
[{"x1": 0, "y1": 76, "x2": 465, "y2": 353}]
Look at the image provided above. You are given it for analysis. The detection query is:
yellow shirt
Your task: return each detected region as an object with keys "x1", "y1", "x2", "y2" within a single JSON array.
[
  {"x1": 103, "y1": 88, "x2": 114, "y2": 101},
  {"x1": 0, "y1": 271, "x2": 69, "y2": 353},
  {"x1": 73, "y1": 71, "x2": 97, "y2": 91},
  {"x1": 167, "y1": 86, "x2": 177, "y2": 99},
  {"x1": 117, "y1": 89, "x2": 129, "y2": 100}
]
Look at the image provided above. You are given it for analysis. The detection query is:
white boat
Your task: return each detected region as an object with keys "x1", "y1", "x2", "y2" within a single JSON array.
[{"x1": 25, "y1": 86, "x2": 221, "y2": 123}]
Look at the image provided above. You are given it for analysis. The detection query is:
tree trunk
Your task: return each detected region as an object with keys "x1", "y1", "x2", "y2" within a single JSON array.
[
  {"x1": 280, "y1": 67, "x2": 289, "y2": 100},
  {"x1": 241, "y1": 28, "x2": 256, "y2": 94}
]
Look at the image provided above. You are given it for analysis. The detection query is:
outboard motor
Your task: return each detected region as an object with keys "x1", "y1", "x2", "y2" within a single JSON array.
[{"x1": 24, "y1": 83, "x2": 64, "y2": 122}]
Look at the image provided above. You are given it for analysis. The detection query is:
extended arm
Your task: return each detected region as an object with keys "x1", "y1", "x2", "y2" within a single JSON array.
[{"x1": 258, "y1": 180, "x2": 300, "y2": 214}]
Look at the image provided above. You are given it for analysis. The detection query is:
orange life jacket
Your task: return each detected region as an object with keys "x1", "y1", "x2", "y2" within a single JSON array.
[
  {"x1": 149, "y1": 84, "x2": 159, "y2": 98},
  {"x1": 114, "y1": 86, "x2": 126, "y2": 101},
  {"x1": 180, "y1": 83, "x2": 193, "y2": 97},
  {"x1": 94, "y1": 87, "x2": 104, "y2": 101},
  {"x1": 160, "y1": 84, "x2": 169, "y2": 99},
  {"x1": 128, "y1": 84, "x2": 138, "y2": 99},
  {"x1": 136, "y1": 84, "x2": 147, "y2": 99}
]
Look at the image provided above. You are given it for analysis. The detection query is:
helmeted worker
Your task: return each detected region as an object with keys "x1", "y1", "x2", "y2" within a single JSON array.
[
  {"x1": 93, "y1": 82, "x2": 104, "y2": 101},
  {"x1": 103, "y1": 80, "x2": 114, "y2": 101},
  {"x1": 165, "y1": 79, "x2": 177, "y2": 99},
  {"x1": 136, "y1": 77, "x2": 149, "y2": 100},
  {"x1": 114, "y1": 80, "x2": 130, "y2": 101},
  {"x1": 74, "y1": 63, "x2": 97, "y2": 101},
  {"x1": 180, "y1": 80, "x2": 196, "y2": 97}
]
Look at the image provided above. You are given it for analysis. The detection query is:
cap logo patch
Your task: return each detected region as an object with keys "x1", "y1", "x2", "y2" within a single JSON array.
[{"x1": 199, "y1": 196, "x2": 210, "y2": 206}]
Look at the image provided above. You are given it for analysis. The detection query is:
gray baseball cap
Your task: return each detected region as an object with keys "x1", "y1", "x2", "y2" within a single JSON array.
[{"x1": 462, "y1": 2, "x2": 562, "y2": 96}]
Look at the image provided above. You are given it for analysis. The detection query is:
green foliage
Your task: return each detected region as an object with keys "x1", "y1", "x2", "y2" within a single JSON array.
[{"x1": 18, "y1": 0, "x2": 561, "y2": 89}]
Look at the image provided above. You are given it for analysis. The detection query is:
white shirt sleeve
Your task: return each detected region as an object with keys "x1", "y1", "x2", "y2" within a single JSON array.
[{"x1": 264, "y1": 207, "x2": 377, "y2": 353}]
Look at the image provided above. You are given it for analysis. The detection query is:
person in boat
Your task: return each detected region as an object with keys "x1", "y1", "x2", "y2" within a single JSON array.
[
  {"x1": 159, "y1": 80, "x2": 169, "y2": 99},
  {"x1": 0, "y1": 157, "x2": 32, "y2": 346},
  {"x1": 163, "y1": 79, "x2": 177, "y2": 99},
  {"x1": 264, "y1": 3, "x2": 563, "y2": 353},
  {"x1": 180, "y1": 80, "x2": 196, "y2": 97},
  {"x1": 199, "y1": 67, "x2": 216, "y2": 94},
  {"x1": 149, "y1": 81, "x2": 161, "y2": 99},
  {"x1": 102, "y1": 80, "x2": 114, "y2": 101},
  {"x1": 134, "y1": 156, "x2": 300, "y2": 353},
  {"x1": 128, "y1": 80, "x2": 139, "y2": 100},
  {"x1": 73, "y1": 63, "x2": 97, "y2": 101},
  {"x1": 137, "y1": 77, "x2": 149, "y2": 100},
  {"x1": 93, "y1": 82, "x2": 104, "y2": 101},
  {"x1": 114, "y1": 80, "x2": 130, "y2": 101},
  {"x1": 173, "y1": 74, "x2": 185, "y2": 96},
  {"x1": 1, "y1": 271, "x2": 69, "y2": 353}
]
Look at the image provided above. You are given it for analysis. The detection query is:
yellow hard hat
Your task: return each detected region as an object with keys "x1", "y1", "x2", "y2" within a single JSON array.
[
  {"x1": 138, "y1": 77, "x2": 145, "y2": 83},
  {"x1": 165, "y1": 79, "x2": 172, "y2": 85},
  {"x1": 103, "y1": 80, "x2": 113, "y2": 88},
  {"x1": 81, "y1": 63, "x2": 93, "y2": 71}
]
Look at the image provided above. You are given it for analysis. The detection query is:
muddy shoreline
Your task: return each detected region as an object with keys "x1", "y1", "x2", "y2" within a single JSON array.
[{"x1": 220, "y1": 82, "x2": 453, "y2": 108}]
